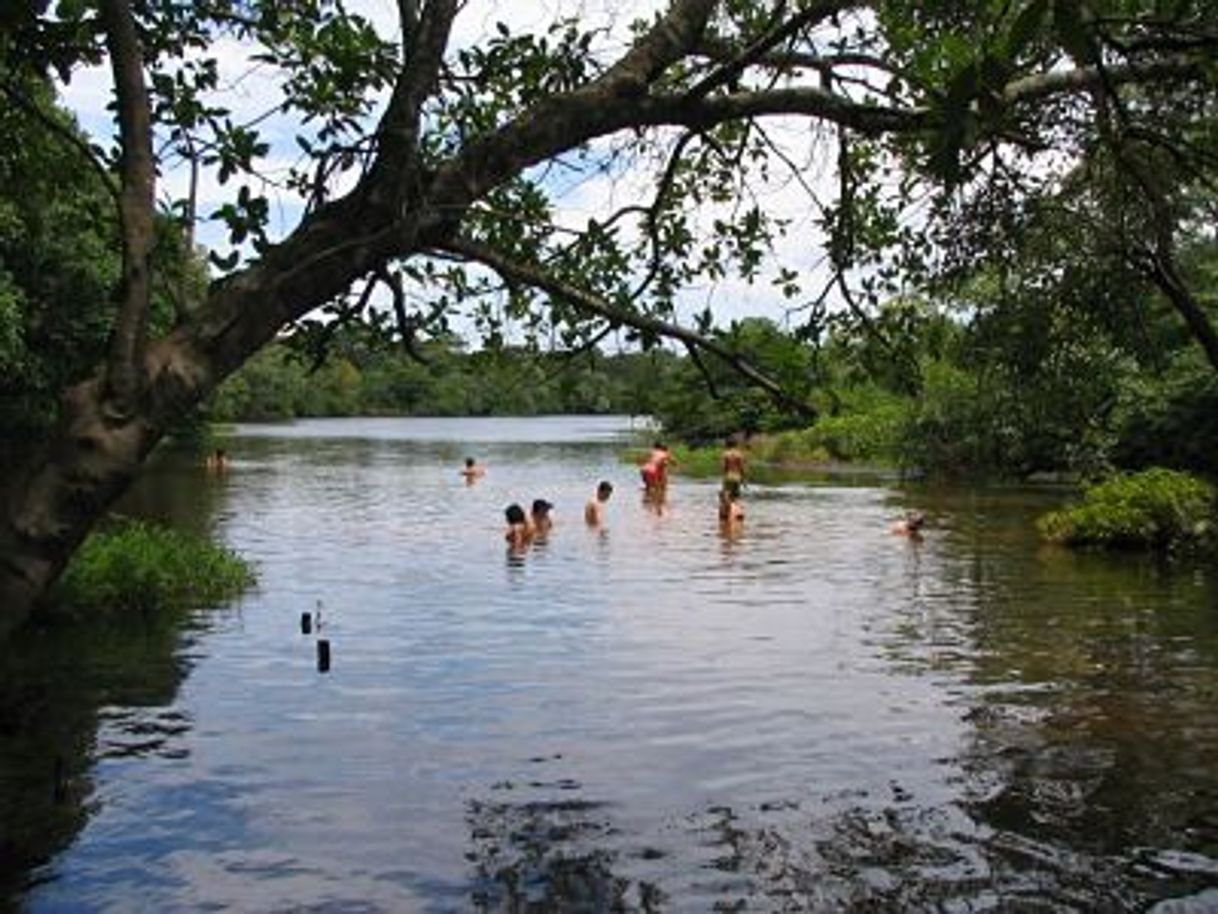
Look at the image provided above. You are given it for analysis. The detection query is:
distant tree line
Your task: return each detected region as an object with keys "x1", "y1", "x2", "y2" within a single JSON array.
[
  {"x1": 212, "y1": 274, "x2": 1218, "y2": 481},
  {"x1": 208, "y1": 330, "x2": 679, "y2": 421}
]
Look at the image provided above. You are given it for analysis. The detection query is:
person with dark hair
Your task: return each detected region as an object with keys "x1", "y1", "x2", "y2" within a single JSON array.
[
  {"x1": 505, "y1": 503, "x2": 531, "y2": 548},
  {"x1": 461, "y1": 456, "x2": 486, "y2": 483},
  {"x1": 530, "y1": 499, "x2": 554, "y2": 537},
  {"x1": 205, "y1": 448, "x2": 228, "y2": 474},
  {"x1": 584, "y1": 481, "x2": 614, "y2": 526},
  {"x1": 890, "y1": 510, "x2": 926, "y2": 538}
]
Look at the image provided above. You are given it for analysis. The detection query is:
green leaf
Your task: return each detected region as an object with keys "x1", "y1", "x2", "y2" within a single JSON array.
[
  {"x1": 1052, "y1": 0, "x2": 1094, "y2": 63},
  {"x1": 1006, "y1": 0, "x2": 1050, "y2": 60}
]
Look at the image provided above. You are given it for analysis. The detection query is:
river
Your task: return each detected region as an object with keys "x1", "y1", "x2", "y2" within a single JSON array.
[{"x1": 3, "y1": 415, "x2": 1218, "y2": 911}]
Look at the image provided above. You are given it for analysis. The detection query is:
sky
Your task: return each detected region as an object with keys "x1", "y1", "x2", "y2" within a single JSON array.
[{"x1": 56, "y1": 0, "x2": 870, "y2": 345}]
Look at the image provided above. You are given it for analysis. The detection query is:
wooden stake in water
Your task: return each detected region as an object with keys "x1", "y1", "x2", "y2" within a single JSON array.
[{"x1": 317, "y1": 639, "x2": 331, "y2": 673}]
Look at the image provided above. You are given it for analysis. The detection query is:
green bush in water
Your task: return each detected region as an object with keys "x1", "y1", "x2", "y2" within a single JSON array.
[
  {"x1": 1037, "y1": 468, "x2": 1216, "y2": 550},
  {"x1": 54, "y1": 520, "x2": 256, "y2": 614},
  {"x1": 801, "y1": 405, "x2": 905, "y2": 463}
]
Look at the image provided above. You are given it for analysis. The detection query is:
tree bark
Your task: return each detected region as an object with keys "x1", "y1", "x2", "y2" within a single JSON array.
[{"x1": 100, "y1": 0, "x2": 157, "y2": 410}]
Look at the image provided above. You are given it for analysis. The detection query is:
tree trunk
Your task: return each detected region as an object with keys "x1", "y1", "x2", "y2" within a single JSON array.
[
  {"x1": 0, "y1": 186, "x2": 391, "y2": 634},
  {"x1": 0, "y1": 379, "x2": 159, "y2": 636}
]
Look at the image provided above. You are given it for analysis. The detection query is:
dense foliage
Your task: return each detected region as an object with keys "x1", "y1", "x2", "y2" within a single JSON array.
[
  {"x1": 0, "y1": 72, "x2": 119, "y2": 455},
  {"x1": 0, "y1": 69, "x2": 204, "y2": 461},
  {"x1": 209, "y1": 332, "x2": 677, "y2": 420},
  {"x1": 1037, "y1": 469, "x2": 1216, "y2": 551},
  {"x1": 52, "y1": 520, "x2": 255, "y2": 615}
]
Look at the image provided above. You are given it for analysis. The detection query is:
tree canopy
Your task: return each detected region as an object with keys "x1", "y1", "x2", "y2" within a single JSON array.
[{"x1": 1, "y1": 0, "x2": 1216, "y2": 632}]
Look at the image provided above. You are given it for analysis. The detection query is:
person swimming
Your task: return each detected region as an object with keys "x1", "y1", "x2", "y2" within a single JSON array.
[
  {"x1": 890, "y1": 510, "x2": 926, "y2": 537},
  {"x1": 205, "y1": 448, "x2": 228, "y2": 473},
  {"x1": 641, "y1": 442, "x2": 674, "y2": 497}
]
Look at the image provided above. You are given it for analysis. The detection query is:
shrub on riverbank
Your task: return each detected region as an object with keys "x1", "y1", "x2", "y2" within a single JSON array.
[
  {"x1": 1037, "y1": 468, "x2": 1216, "y2": 551},
  {"x1": 53, "y1": 520, "x2": 256, "y2": 615}
]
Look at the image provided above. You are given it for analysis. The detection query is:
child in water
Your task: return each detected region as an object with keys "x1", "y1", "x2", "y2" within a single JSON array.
[
  {"x1": 461, "y1": 456, "x2": 486, "y2": 482},
  {"x1": 721, "y1": 436, "x2": 746, "y2": 498},
  {"x1": 718, "y1": 487, "x2": 744, "y2": 525},
  {"x1": 505, "y1": 503, "x2": 531, "y2": 547},
  {"x1": 530, "y1": 499, "x2": 554, "y2": 537},
  {"x1": 890, "y1": 510, "x2": 926, "y2": 537},
  {"x1": 205, "y1": 448, "x2": 228, "y2": 473},
  {"x1": 585, "y1": 480, "x2": 613, "y2": 526}
]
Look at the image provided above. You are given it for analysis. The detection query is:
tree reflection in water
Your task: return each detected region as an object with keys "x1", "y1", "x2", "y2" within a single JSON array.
[
  {"x1": 465, "y1": 776, "x2": 667, "y2": 912},
  {"x1": 0, "y1": 605, "x2": 203, "y2": 903},
  {"x1": 463, "y1": 770, "x2": 1218, "y2": 911}
]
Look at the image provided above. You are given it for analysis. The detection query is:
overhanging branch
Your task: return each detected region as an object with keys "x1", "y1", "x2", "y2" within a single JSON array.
[{"x1": 436, "y1": 236, "x2": 816, "y2": 419}]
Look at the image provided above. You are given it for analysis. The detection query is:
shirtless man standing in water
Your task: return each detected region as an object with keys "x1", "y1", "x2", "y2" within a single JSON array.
[
  {"x1": 721, "y1": 436, "x2": 746, "y2": 498},
  {"x1": 585, "y1": 481, "x2": 614, "y2": 526},
  {"x1": 641, "y1": 442, "x2": 675, "y2": 498}
]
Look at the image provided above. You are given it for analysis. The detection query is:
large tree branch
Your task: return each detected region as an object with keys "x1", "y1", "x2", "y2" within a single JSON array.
[
  {"x1": 1000, "y1": 56, "x2": 1209, "y2": 106},
  {"x1": 1080, "y1": 43, "x2": 1218, "y2": 374},
  {"x1": 163, "y1": 7, "x2": 1218, "y2": 411},
  {"x1": 684, "y1": 0, "x2": 857, "y2": 100},
  {"x1": 100, "y1": 0, "x2": 156, "y2": 411},
  {"x1": 424, "y1": 0, "x2": 718, "y2": 216},
  {"x1": 377, "y1": 0, "x2": 458, "y2": 166},
  {"x1": 436, "y1": 236, "x2": 815, "y2": 419}
]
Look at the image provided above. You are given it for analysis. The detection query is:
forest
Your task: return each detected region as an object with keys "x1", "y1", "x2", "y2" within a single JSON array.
[{"x1": 208, "y1": 285, "x2": 1218, "y2": 481}]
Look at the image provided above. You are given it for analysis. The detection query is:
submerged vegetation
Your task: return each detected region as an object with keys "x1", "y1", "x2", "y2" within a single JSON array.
[{"x1": 52, "y1": 521, "x2": 256, "y2": 616}]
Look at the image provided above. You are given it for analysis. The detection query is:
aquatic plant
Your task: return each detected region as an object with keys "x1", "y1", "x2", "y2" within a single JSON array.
[
  {"x1": 53, "y1": 520, "x2": 256, "y2": 615},
  {"x1": 1037, "y1": 468, "x2": 1216, "y2": 551}
]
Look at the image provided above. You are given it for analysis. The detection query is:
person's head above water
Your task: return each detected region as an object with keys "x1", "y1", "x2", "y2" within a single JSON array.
[
  {"x1": 505, "y1": 503, "x2": 526, "y2": 525},
  {"x1": 465, "y1": 456, "x2": 476, "y2": 468},
  {"x1": 596, "y1": 480, "x2": 613, "y2": 500},
  {"x1": 531, "y1": 499, "x2": 553, "y2": 517}
]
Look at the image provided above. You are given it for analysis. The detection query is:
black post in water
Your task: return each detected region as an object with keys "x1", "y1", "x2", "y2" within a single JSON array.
[
  {"x1": 300, "y1": 612, "x2": 312, "y2": 635},
  {"x1": 316, "y1": 639, "x2": 331, "y2": 673}
]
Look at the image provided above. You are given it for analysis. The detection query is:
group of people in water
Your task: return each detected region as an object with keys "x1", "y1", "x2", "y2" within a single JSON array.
[
  {"x1": 477, "y1": 434, "x2": 927, "y2": 548},
  {"x1": 210, "y1": 438, "x2": 923, "y2": 543},
  {"x1": 498, "y1": 481, "x2": 614, "y2": 549},
  {"x1": 481, "y1": 436, "x2": 754, "y2": 551}
]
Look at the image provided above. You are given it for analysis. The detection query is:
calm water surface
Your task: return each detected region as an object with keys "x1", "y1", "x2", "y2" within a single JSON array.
[{"x1": 5, "y1": 416, "x2": 1218, "y2": 911}]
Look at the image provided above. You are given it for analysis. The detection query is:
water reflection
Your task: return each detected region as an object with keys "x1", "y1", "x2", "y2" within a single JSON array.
[
  {"x1": 466, "y1": 779, "x2": 666, "y2": 911},
  {"x1": 0, "y1": 605, "x2": 205, "y2": 900},
  {"x1": 3, "y1": 421, "x2": 1218, "y2": 911}
]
